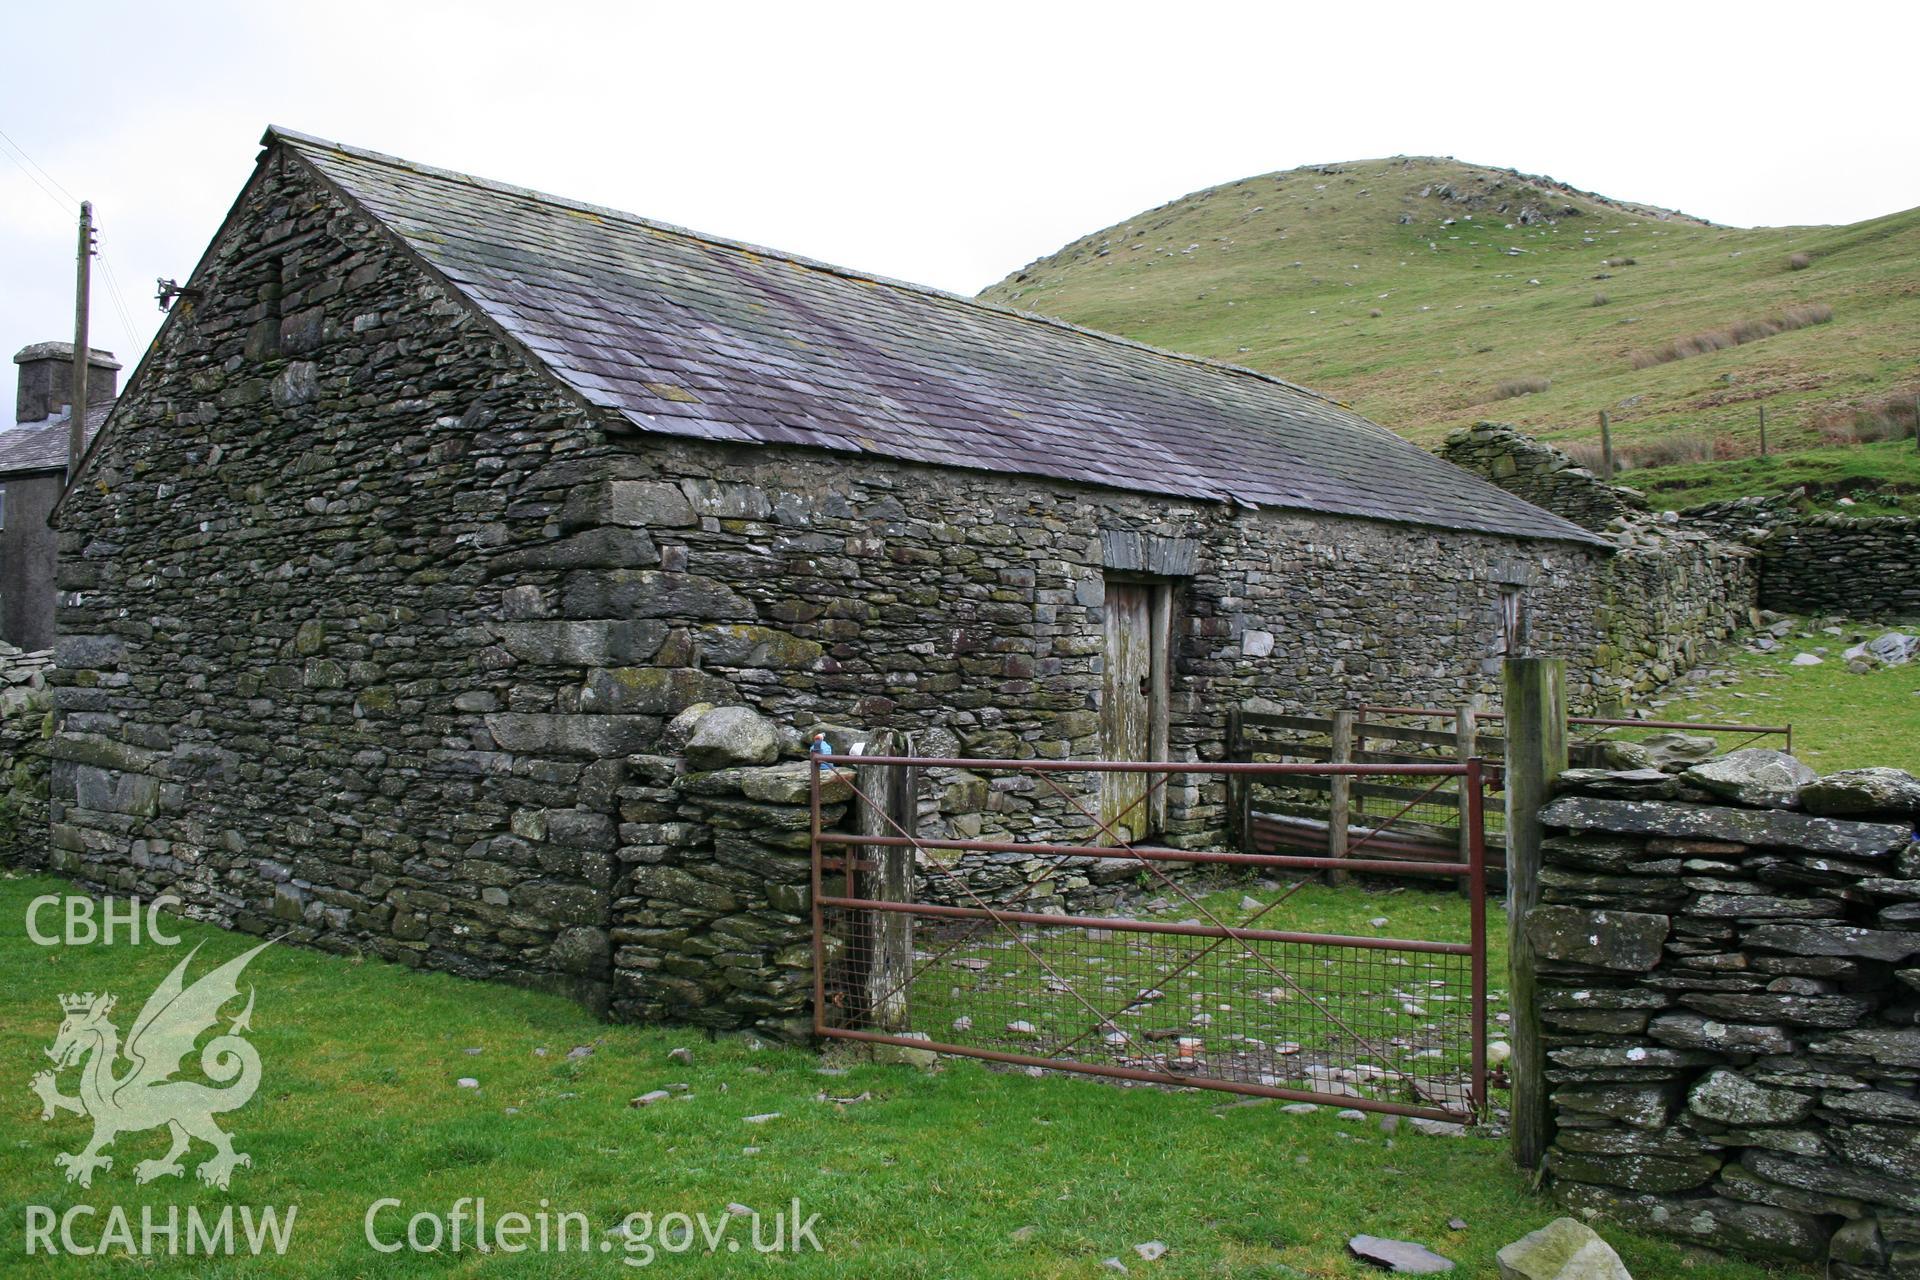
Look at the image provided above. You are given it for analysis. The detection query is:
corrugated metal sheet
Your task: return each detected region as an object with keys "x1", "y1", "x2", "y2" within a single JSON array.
[{"x1": 274, "y1": 129, "x2": 1603, "y2": 547}]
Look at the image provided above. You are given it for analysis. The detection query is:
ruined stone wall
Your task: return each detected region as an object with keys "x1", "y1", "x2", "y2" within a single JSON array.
[
  {"x1": 1442, "y1": 422, "x2": 1759, "y2": 697},
  {"x1": 1529, "y1": 774, "x2": 1920, "y2": 1275},
  {"x1": 1440, "y1": 422, "x2": 1650, "y2": 533}
]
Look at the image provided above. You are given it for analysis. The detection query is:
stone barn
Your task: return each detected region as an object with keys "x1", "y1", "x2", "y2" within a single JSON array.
[{"x1": 45, "y1": 127, "x2": 1610, "y2": 1026}]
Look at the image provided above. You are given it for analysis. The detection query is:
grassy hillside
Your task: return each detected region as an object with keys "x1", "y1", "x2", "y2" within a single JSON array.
[{"x1": 981, "y1": 157, "x2": 1920, "y2": 511}]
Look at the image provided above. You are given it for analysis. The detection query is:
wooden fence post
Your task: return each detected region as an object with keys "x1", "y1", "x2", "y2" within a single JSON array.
[
  {"x1": 1758, "y1": 404, "x2": 1768, "y2": 458},
  {"x1": 1598, "y1": 410, "x2": 1613, "y2": 481},
  {"x1": 1326, "y1": 710, "x2": 1354, "y2": 885},
  {"x1": 1503, "y1": 656, "x2": 1566, "y2": 1170},
  {"x1": 858, "y1": 731, "x2": 918, "y2": 1032}
]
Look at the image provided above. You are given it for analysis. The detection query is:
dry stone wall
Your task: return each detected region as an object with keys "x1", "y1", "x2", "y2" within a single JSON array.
[
  {"x1": 1446, "y1": 424, "x2": 1920, "y2": 655},
  {"x1": 1758, "y1": 518, "x2": 1920, "y2": 621},
  {"x1": 1689, "y1": 503, "x2": 1920, "y2": 620},
  {"x1": 611, "y1": 738, "x2": 844, "y2": 1040},
  {"x1": 1529, "y1": 762, "x2": 1920, "y2": 1275},
  {"x1": 0, "y1": 644, "x2": 52, "y2": 863}
]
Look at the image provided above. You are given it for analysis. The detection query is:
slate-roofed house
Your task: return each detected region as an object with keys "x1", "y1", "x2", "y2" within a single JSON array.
[
  {"x1": 46, "y1": 128, "x2": 1613, "y2": 1024},
  {"x1": 0, "y1": 343, "x2": 117, "y2": 650}
]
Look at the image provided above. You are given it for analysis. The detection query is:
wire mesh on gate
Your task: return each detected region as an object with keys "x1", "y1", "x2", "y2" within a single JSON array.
[{"x1": 811, "y1": 756, "x2": 1491, "y2": 1122}]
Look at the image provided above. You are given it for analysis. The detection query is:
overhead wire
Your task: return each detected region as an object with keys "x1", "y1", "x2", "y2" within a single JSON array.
[
  {"x1": 0, "y1": 124, "x2": 80, "y2": 205},
  {"x1": 0, "y1": 123, "x2": 146, "y2": 358}
]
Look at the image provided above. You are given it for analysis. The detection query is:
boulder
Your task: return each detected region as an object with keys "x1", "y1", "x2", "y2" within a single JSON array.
[
  {"x1": 1637, "y1": 732, "x2": 1719, "y2": 767},
  {"x1": 1554, "y1": 1084, "x2": 1677, "y2": 1130},
  {"x1": 1829, "y1": 1218, "x2": 1887, "y2": 1269},
  {"x1": 1868, "y1": 631, "x2": 1919, "y2": 666},
  {"x1": 684, "y1": 706, "x2": 780, "y2": 769},
  {"x1": 1748, "y1": 926, "x2": 1920, "y2": 964},
  {"x1": 1601, "y1": 742, "x2": 1657, "y2": 771},
  {"x1": 1553, "y1": 1182, "x2": 1828, "y2": 1261},
  {"x1": 1742, "y1": 1148, "x2": 1920, "y2": 1213},
  {"x1": 1800, "y1": 767, "x2": 1920, "y2": 819},
  {"x1": 1495, "y1": 1217, "x2": 1632, "y2": 1280},
  {"x1": 549, "y1": 926, "x2": 611, "y2": 976},
  {"x1": 1647, "y1": 1014, "x2": 1792, "y2": 1056},
  {"x1": 1681, "y1": 750, "x2": 1817, "y2": 809},
  {"x1": 663, "y1": 702, "x2": 718, "y2": 752}
]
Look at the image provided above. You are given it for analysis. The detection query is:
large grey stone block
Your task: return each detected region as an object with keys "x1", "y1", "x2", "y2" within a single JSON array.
[
  {"x1": 1539, "y1": 795, "x2": 1910, "y2": 861},
  {"x1": 1526, "y1": 904, "x2": 1669, "y2": 971}
]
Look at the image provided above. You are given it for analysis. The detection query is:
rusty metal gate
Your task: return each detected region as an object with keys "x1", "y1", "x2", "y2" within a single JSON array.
[{"x1": 810, "y1": 755, "x2": 1490, "y2": 1122}]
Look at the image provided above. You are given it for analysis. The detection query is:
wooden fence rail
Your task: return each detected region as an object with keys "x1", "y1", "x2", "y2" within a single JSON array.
[
  {"x1": 1227, "y1": 703, "x2": 1792, "y2": 884},
  {"x1": 1226, "y1": 706, "x2": 1501, "y2": 881}
]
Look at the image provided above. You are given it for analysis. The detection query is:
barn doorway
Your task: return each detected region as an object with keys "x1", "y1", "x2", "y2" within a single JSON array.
[{"x1": 1100, "y1": 576, "x2": 1171, "y2": 842}]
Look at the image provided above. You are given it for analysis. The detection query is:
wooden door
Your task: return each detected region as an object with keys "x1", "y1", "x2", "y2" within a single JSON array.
[{"x1": 1101, "y1": 581, "x2": 1154, "y2": 841}]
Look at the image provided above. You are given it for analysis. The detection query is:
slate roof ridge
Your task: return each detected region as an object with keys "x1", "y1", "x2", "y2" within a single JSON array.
[{"x1": 262, "y1": 125, "x2": 1347, "y2": 413}]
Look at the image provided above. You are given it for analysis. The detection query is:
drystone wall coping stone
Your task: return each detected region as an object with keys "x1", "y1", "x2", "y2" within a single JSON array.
[
  {"x1": 1537, "y1": 795, "x2": 1911, "y2": 860},
  {"x1": 1680, "y1": 750, "x2": 1817, "y2": 810}
]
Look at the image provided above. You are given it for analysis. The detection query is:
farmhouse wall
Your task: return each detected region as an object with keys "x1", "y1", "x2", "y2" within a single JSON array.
[{"x1": 1529, "y1": 773, "x2": 1920, "y2": 1275}]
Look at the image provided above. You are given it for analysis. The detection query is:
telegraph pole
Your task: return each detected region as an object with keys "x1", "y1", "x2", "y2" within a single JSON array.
[{"x1": 69, "y1": 201, "x2": 95, "y2": 483}]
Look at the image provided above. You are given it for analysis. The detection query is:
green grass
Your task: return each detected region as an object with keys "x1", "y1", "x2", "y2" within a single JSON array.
[
  {"x1": 1655, "y1": 618, "x2": 1920, "y2": 773},
  {"x1": 905, "y1": 878, "x2": 1502, "y2": 1098},
  {"x1": 0, "y1": 872, "x2": 1815, "y2": 1278},
  {"x1": 980, "y1": 156, "x2": 1920, "y2": 510},
  {"x1": 1625, "y1": 438, "x2": 1920, "y2": 514}
]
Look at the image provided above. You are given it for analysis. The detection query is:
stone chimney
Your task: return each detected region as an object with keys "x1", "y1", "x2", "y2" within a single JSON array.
[{"x1": 13, "y1": 342, "x2": 120, "y2": 426}]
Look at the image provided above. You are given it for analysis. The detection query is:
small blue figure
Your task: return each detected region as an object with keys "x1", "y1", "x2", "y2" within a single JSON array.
[{"x1": 809, "y1": 732, "x2": 832, "y2": 766}]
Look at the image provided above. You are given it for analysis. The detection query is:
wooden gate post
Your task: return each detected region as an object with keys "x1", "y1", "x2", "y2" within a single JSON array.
[
  {"x1": 1455, "y1": 707, "x2": 1478, "y2": 897},
  {"x1": 1326, "y1": 710, "x2": 1354, "y2": 885},
  {"x1": 1503, "y1": 656, "x2": 1566, "y2": 1169},
  {"x1": 858, "y1": 731, "x2": 918, "y2": 1033},
  {"x1": 1225, "y1": 706, "x2": 1246, "y2": 852}
]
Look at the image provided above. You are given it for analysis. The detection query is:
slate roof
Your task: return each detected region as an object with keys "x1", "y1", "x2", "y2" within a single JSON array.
[
  {"x1": 0, "y1": 401, "x2": 110, "y2": 477},
  {"x1": 272, "y1": 128, "x2": 1603, "y2": 546}
]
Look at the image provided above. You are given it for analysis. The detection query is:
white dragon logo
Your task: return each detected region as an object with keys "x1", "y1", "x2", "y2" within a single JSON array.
[{"x1": 30, "y1": 941, "x2": 270, "y2": 1190}]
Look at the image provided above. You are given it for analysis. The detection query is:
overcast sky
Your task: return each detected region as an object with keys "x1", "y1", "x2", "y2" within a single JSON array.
[{"x1": 4, "y1": 1, "x2": 1916, "y2": 409}]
